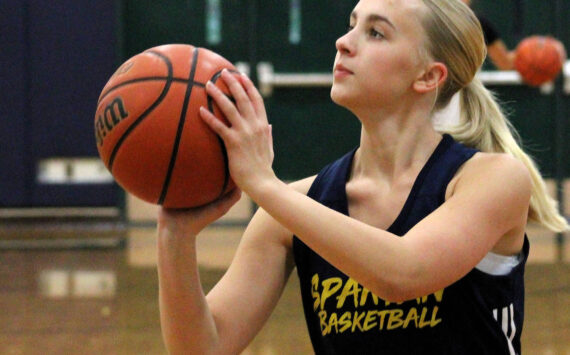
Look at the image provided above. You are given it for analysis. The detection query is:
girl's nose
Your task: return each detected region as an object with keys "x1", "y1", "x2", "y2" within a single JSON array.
[{"x1": 335, "y1": 31, "x2": 354, "y2": 55}]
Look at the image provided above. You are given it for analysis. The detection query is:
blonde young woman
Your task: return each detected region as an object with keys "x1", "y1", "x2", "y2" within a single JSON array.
[{"x1": 158, "y1": 0, "x2": 568, "y2": 354}]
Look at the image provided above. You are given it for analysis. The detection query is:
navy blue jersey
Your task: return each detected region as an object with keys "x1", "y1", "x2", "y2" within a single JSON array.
[{"x1": 293, "y1": 134, "x2": 529, "y2": 355}]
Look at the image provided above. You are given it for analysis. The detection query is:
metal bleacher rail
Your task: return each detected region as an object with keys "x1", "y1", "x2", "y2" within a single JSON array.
[{"x1": 256, "y1": 60, "x2": 570, "y2": 97}]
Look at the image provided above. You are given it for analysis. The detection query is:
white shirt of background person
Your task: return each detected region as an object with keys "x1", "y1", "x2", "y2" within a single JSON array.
[{"x1": 432, "y1": 92, "x2": 461, "y2": 129}]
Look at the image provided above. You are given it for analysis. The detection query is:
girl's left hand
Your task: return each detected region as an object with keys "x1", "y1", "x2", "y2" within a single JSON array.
[{"x1": 199, "y1": 69, "x2": 277, "y2": 195}]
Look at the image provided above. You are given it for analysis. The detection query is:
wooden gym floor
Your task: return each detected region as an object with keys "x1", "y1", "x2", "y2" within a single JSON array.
[{"x1": 0, "y1": 203, "x2": 569, "y2": 354}]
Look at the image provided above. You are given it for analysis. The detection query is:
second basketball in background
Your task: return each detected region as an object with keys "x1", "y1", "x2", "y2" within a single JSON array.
[{"x1": 514, "y1": 35, "x2": 566, "y2": 87}]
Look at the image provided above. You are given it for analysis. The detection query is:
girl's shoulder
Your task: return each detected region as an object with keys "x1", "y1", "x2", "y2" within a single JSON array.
[
  {"x1": 447, "y1": 152, "x2": 532, "y2": 200},
  {"x1": 464, "y1": 152, "x2": 530, "y2": 177}
]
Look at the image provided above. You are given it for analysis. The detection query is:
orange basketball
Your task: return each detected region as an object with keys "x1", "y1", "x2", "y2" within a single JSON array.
[
  {"x1": 514, "y1": 36, "x2": 566, "y2": 87},
  {"x1": 94, "y1": 44, "x2": 236, "y2": 208}
]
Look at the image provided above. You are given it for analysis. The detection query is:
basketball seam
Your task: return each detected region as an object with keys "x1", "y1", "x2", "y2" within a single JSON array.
[
  {"x1": 107, "y1": 51, "x2": 174, "y2": 171},
  {"x1": 158, "y1": 47, "x2": 201, "y2": 205},
  {"x1": 207, "y1": 69, "x2": 240, "y2": 200},
  {"x1": 98, "y1": 78, "x2": 205, "y2": 106}
]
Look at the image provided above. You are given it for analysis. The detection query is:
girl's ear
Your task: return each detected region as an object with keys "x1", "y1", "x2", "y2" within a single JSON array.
[{"x1": 413, "y1": 62, "x2": 448, "y2": 93}]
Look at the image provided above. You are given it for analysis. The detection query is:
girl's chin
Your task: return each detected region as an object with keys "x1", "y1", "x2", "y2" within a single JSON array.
[{"x1": 330, "y1": 88, "x2": 355, "y2": 108}]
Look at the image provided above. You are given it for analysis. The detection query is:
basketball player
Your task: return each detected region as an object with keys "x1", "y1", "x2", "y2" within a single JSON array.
[
  {"x1": 463, "y1": 0, "x2": 515, "y2": 71},
  {"x1": 158, "y1": 0, "x2": 568, "y2": 354}
]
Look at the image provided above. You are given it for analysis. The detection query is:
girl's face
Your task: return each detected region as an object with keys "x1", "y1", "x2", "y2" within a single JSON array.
[{"x1": 331, "y1": 0, "x2": 429, "y2": 113}]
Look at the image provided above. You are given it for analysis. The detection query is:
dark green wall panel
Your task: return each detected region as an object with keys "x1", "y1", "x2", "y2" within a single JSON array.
[
  {"x1": 121, "y1": 1, "x2": 569, "y2": 180},
  {"x1": 266, "y1": 88, "x2": 360, "y2": 180}
]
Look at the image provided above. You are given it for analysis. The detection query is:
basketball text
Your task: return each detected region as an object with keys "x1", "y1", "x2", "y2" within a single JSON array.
[
  {"x1": 112, "y1": 61, "x2": 134, "y2": 78},
  {"x1": 311, "y1": 274, "x2": 444, "y2": 336},
  {"x1": 95, "y1": 97, "x2": 129, "y2": 147}
]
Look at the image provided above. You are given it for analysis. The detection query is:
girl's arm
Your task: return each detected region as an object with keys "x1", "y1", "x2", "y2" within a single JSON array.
[
  {"x1": 246, "y1": 154, "x2": 531, "y2": 302},
  {"x1": 200, "y1": 69, "x2": 532, "y2": 303},
  {"x1": 158, "y1": 178, "x2": 312, "y2": 355}
]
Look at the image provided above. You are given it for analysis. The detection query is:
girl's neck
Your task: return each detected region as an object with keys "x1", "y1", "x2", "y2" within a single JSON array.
[{"x1": 353, "y1": 112, "x2": 442, "y2": 184}]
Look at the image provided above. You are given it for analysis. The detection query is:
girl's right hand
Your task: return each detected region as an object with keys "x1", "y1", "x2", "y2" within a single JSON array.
[{"x1": 157, "y1": 188, "x2": 242, "y2": 238}]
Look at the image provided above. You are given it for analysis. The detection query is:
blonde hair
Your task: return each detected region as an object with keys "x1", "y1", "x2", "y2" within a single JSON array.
[{"x1": 420, "y1": 0, "x2": 568, "y2": 232}]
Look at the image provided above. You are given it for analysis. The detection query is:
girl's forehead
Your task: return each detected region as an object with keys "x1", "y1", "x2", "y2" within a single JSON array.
[
  {"x1": 353, "y1": 0, "x2": 425, "y2": 21},
  {"x1": 352, "y1": 0, "x2": 426, "y2": 32}
]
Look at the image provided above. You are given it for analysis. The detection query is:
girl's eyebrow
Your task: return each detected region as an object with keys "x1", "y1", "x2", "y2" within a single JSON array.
[{"x1": 350, "y1": 11, "x2": 397, "y2": 30}]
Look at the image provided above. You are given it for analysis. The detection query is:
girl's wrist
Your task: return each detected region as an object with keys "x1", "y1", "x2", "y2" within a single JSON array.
[{"x1": 245, "y1": 174, "x2": 287, "y2": 207}]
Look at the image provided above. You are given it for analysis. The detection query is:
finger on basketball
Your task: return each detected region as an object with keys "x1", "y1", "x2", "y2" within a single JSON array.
[
  {"x1": 220, "y1": 69, "x2": 257, "y2": 120},
  {"x1": 159, "y1": 188, "x2": 242, "y2": 235},
  {"x1": 197, "y1": 187, "x2": 243, "y2": 220},
  {"x1": 239, "y1": 74, "x2": 267, "y2": 119},
  {"x1": 205, "y1": 80, "x2": 242, "y2": 128},
  {"x1": 199, "y1": 106, "x2": 230, "y2": 137}
]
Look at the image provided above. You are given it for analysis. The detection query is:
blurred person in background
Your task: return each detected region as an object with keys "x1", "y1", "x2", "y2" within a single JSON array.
[{"x1": 462, "y1": 0, "x2": 515, "y2": 70}]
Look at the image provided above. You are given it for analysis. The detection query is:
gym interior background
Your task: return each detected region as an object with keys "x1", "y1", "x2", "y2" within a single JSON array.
[{"x1": 1, "y1": 1, "x2": 569, "y2": 354}]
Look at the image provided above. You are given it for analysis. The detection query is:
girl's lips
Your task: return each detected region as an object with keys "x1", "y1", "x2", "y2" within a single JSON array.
[
  {"x1": 334, "y1": 64, "x2": 353, "y2": 78},
  {"x1": 334, "y1": 64, "x2": 353, "y2": 74}
]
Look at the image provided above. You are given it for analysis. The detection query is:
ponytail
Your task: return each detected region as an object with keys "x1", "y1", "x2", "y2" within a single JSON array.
[
  {"x1": 442, "y1": 79, "x2": 569, "y2": 232},
  {"x1": 421, "y1": 0, "x2": 568, "y2": 232}
]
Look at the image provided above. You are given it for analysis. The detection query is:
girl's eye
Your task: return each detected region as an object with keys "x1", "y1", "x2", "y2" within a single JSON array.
[
  {"x1": 369, "y1": 29, "x2": 385, "y2": 39},
  {"x1": 345, "y1": 23, "x2": 384, "y2": 39}
]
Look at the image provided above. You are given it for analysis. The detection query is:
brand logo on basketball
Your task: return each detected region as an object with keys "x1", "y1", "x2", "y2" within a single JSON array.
[
  {"x1": 112, "y1": 61, "x2": 134, "y2": 78},
  {"x1": 95, "y1": 97, "x2": 129, "y2": 147}
]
